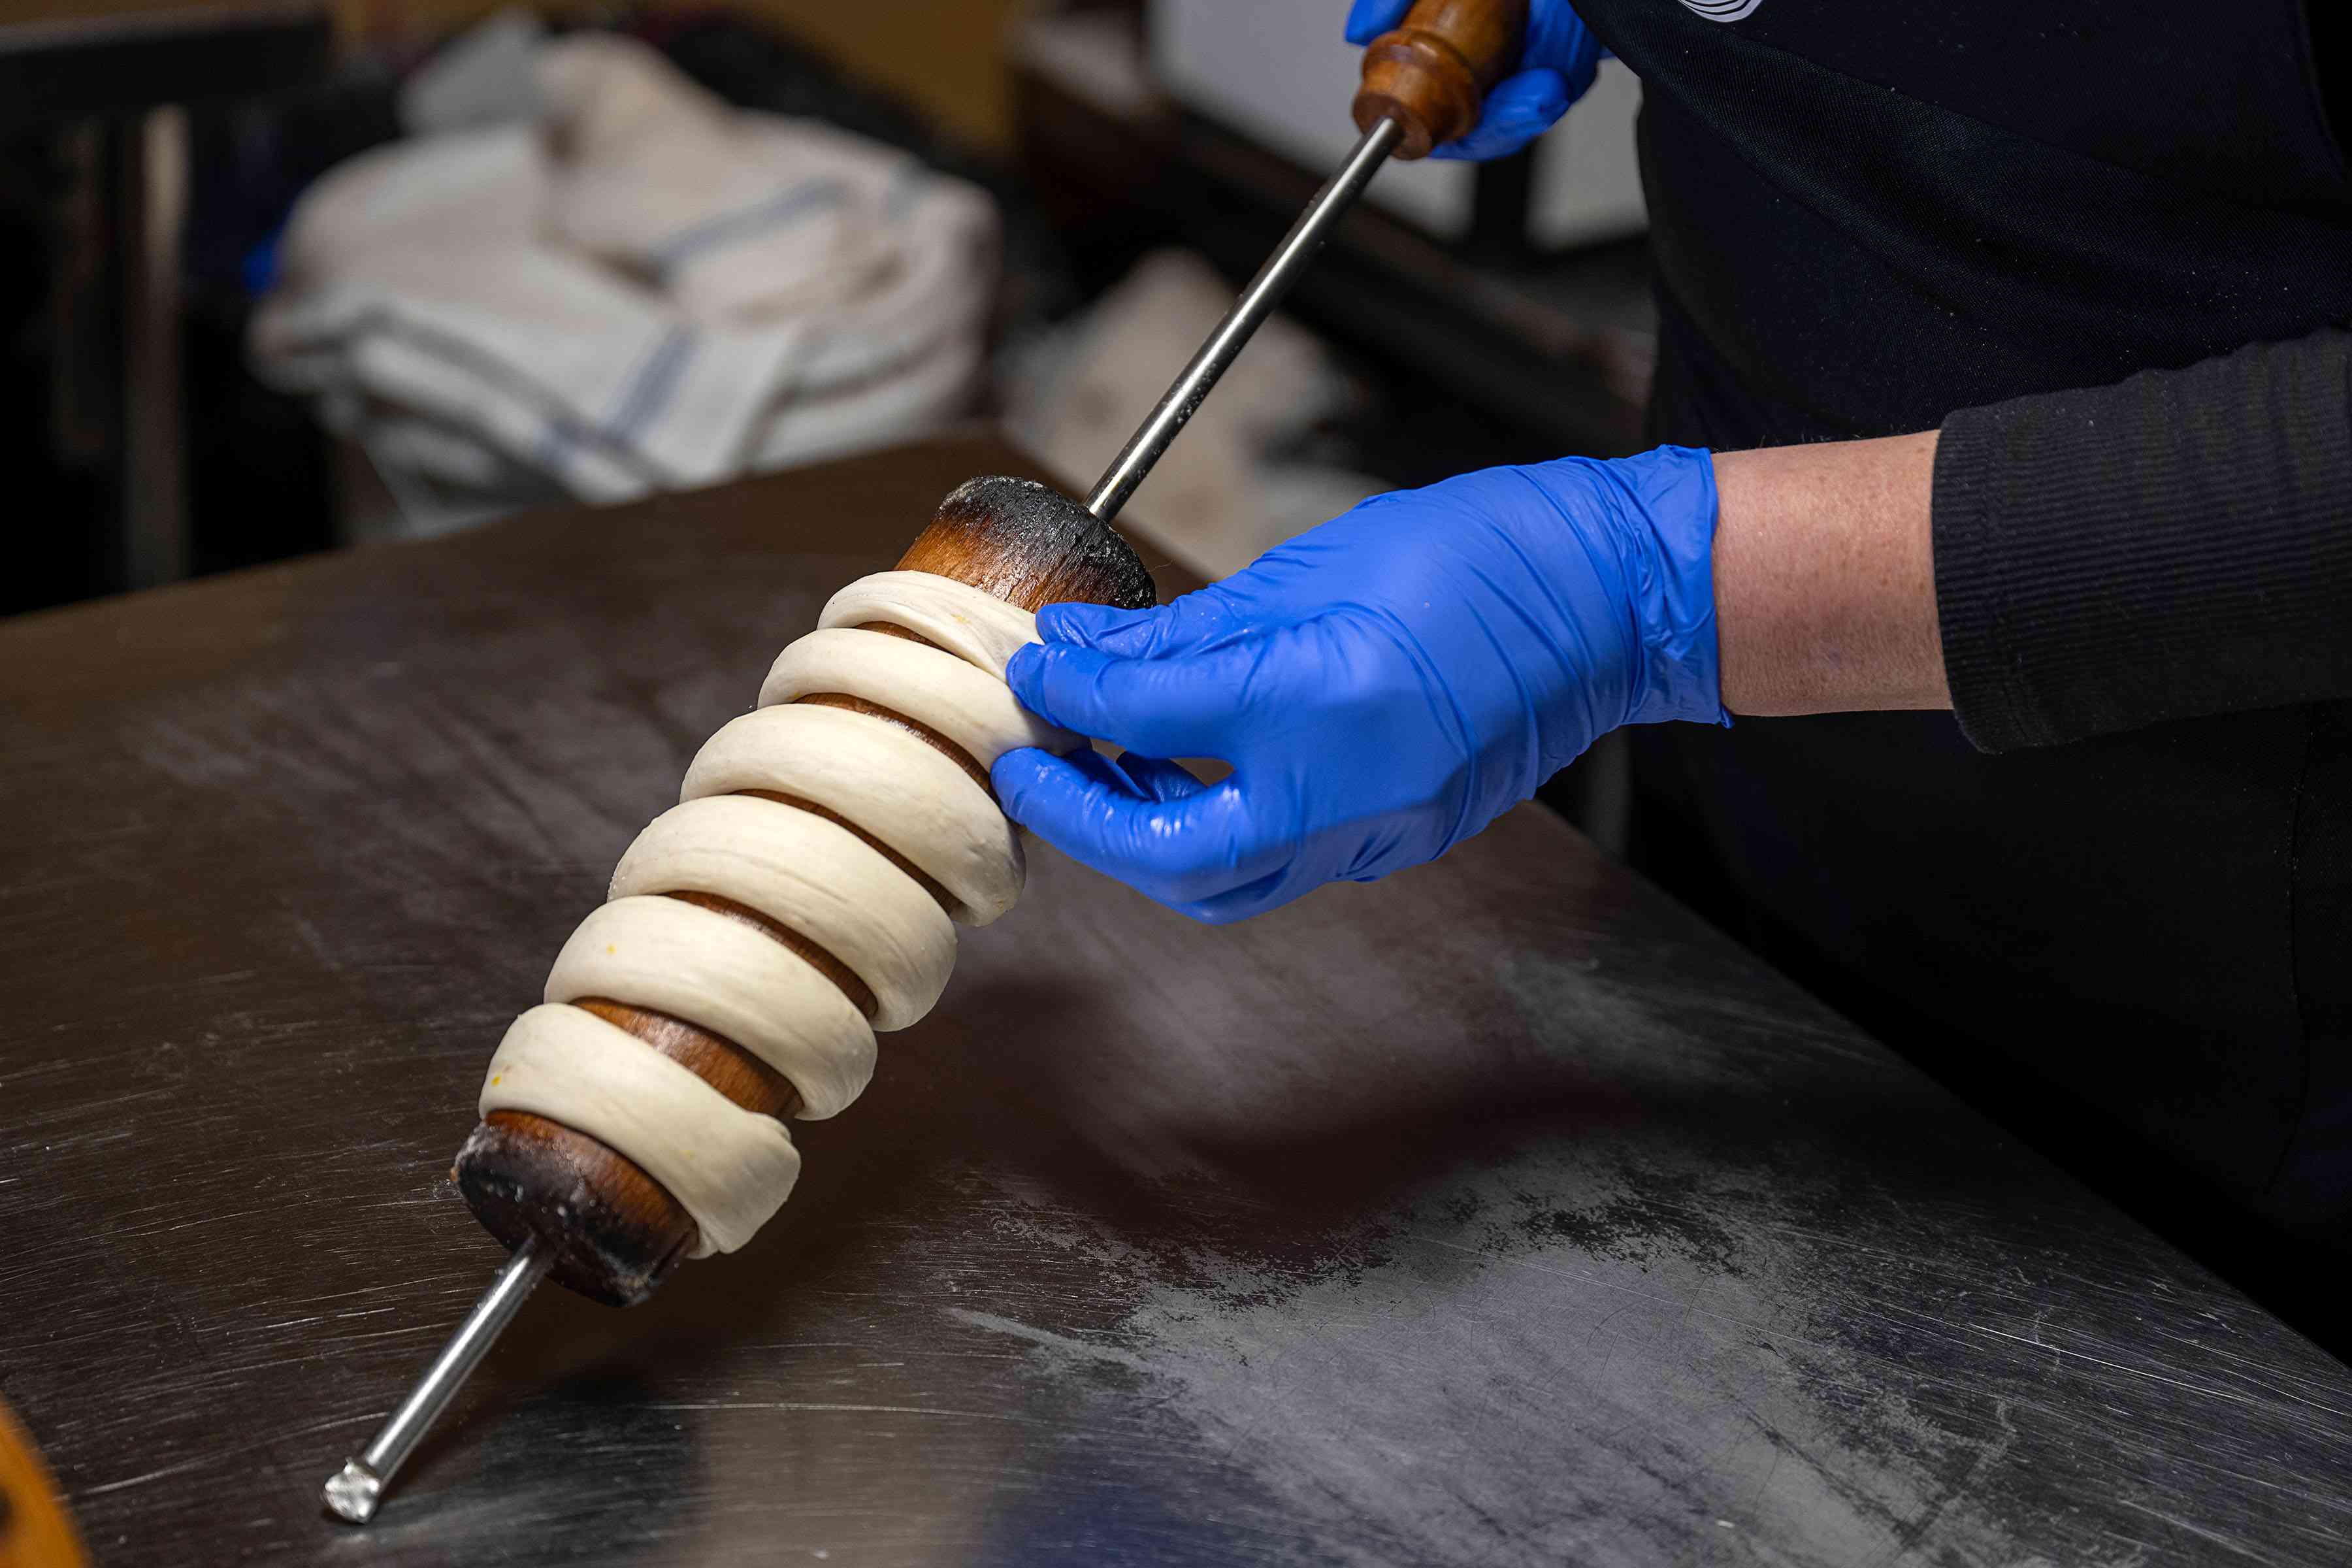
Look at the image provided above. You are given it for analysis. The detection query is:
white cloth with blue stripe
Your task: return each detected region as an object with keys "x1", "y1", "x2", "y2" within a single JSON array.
[{"x1": 251, "y1": 34, "x2": 996, "y2": 529}]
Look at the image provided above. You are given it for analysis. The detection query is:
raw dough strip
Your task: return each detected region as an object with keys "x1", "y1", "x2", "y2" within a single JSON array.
[
  {"x1": 491, "y1": 572, "x2": 1063, "y2": 1257},
  {"x1": 545, "y1": 896, "x2": 877, "y2": 1119},
  {"x1": 818, "y1": 570, "x2": 1045, "y2": 678},
  {"x1": 609, "y1": 794, "x2": 955, "y2": 1032},
  {"x1": 759, "y1": 628, "x2": 1079, "y2": 765},
  {"x1": 679, "y1": 703, "x2": 1023, "y2": 926},
  {"x1": 482, "y1": 1003, "x2": 802, "y2": 1257}
]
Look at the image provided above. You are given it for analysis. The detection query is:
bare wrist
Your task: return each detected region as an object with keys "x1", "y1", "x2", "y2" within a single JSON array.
[{"x1": 1709, "y1": 431, "x2": 1950, "y2": 717}]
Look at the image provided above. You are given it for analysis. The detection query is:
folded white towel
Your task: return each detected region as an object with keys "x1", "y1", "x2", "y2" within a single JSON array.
[
  {"x1": 536, "y1": 36, "x2": 907, "y2": 325},
  {"x1": 251, "y1": 30, "x2": 997, "y2": 528}
]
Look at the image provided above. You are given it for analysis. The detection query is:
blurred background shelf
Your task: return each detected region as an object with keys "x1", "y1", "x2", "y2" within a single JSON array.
[
  {"x1": 0, "y1": 3, "x2": 329, "y2": 129},
  {"x1": 0, "y1": 2, "x2": 331, "y2": 612},
  {"x1": 0, "y1": 1, "x2": 1658, "y2": 617}
]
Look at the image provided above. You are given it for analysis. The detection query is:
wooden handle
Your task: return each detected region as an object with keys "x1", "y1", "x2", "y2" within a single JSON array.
[
  {"x1": 1352, "y1": 0, "x2": 1528, "y2": 160},
  {"x1": 452, "y1": 478, "x2": 1155, "y2": 1306},
  {"x1": 1, "y1": 1396, "x2": 90, "y2": 1568}
]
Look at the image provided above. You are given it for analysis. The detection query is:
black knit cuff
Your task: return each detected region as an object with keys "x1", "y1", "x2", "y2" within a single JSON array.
[{"x1": 1933, "y1": 333, "x2": 2352, "y2": 753}]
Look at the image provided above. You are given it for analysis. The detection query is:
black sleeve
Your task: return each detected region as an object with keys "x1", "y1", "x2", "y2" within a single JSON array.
[{"x1": 1931, "y1": 330, "x2": 2352, "y2": 753}]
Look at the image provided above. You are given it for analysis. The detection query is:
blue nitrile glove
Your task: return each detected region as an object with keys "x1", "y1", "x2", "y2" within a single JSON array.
[
  {"x1": 1344, "y1": 0, "x2": 1604, "y2": 160},
  {"x1": 994, "y1": 447, "x2": 1727, "y2": 924}
]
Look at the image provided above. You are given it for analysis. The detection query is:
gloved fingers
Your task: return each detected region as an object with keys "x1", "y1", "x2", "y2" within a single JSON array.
[
  {"x1": 1051, "y1": 745, "x2": 1211, "y2": 806},
  {"x1": 1004, "y1": 639, "x2": 1260, "y2": 761},
  {"x1": 1109, "y1": 751, "x2": 1213, "y2": 802},
  {"x1": 992, "y1": 750, "x2": 1287, "y2": 915},
  {"x1": 1343, "y1": 0, "x2": 1413, "y2": 47},
  {"x1": 1036, "y1": 587, "x2": 1250, "y2": 661},
  {"x1": 1428, "y1": 68, "x2": 1571, "y2": 161},
  {"x1": 1524, "y1": 3, "x2": 1604, "y2": 94},
  {"x1": 1165, "y1": 815, "x2": 1390, "y2": 923},
  {"x1": 1169, "y1": 868, "x2": 1311, "y2": 926},
  {"x1": 1047, "y1": 745, "x2": 1141, "y2": 794}
]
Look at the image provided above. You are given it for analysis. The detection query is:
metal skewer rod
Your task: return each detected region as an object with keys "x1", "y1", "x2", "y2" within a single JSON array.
[
  {"x1": 1084, "y1": 114, "x2": 1403, "y2": 525},
  {"x1": 321, "y1": 1233, "x2": 553, "y2": 1525},
  {"x1": 316, "y1": 106, "x2": 1403, "y2": 1539}
]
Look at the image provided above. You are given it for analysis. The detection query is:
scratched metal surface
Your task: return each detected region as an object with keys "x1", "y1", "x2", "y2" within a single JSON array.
[{"x1": 3, "y1": 436, "x2": 2349, "y2": 1567}]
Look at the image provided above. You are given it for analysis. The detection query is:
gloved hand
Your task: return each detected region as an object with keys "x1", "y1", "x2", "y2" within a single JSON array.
[
  {"x1": 994, "y1": 447, "x2": 1727, "y2": 924},
  {"x1": 1344, "y1": 0, "x2": 1604, "y2": 160}
]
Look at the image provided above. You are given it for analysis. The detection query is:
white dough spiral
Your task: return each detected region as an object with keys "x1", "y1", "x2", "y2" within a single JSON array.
[{"x1": 481, "y1": 571, "x2": 1058, "y2": 1256}]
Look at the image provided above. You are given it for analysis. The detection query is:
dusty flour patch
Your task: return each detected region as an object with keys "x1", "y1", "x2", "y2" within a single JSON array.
[{"x1": 937, "y1": 1159, "x2": 2146, "y2": 1568}]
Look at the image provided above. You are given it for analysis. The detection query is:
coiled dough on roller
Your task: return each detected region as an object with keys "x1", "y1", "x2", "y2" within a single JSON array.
[
  {"x1": 499, "y1": 571, "x2": 1075, "y2": 1258},
  {"x1": 818, "y1": 570, "x2": 1045, "y2": 678},
  {"x1": 482, "y1": 1003, "x2": 801, "y2": 1256},
  {"x1": 545, "y1": 895, "x2": 876, "y2": 1119},
  {"x1": 679, "y1": 703, "x2": 1023, "y2": 926},
  {"x1": 610, "y1": 794, "x2": 955, "y2": 1031},
  {"x1": 759, "y1": 627, "x2": 1079, "y2": 766}
]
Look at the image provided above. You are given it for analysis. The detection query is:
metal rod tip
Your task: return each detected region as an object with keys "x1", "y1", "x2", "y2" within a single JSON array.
[
  {"x1": 322, "y1": 1458, "x2": 383, "y2": 1524},
  {"x1": 316, "y1": 1235, "x2": 551, "y2": 1526}
]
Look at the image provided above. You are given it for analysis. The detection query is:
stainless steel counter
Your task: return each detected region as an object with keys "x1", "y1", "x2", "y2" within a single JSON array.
[{"x1": 3, "y1": 436, "x2": 2347, "y2": 1565}]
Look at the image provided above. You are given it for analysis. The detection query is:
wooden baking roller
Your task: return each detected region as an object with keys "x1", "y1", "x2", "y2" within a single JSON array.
[
  {"x1": 327, "y1": 0, "x2": 1527, "y2": 1524},
  {"x1": 453, "y1": 479, "x2": 1154, "y2": 1307},
  {"x1": 454, "y1": 0, "x2": 1531, "y2": 1313}
]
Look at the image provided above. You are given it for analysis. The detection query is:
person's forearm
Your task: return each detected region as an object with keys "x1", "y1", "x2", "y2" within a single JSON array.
[
  {"x1": 1935, "y1": 333, "x2": 2352, "y2": 751},
  {"x1": 1708, "y1": 431, "x2": 1950, "y2": 717}
]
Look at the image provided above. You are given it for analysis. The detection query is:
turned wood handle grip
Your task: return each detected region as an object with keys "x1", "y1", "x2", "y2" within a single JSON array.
[
  {"x1": 452, "y1": 478, "x2": 1155, "y2": 1307},
  {"x1": 1351, "y1": 0, "x2": 1529, "y2": 161}
]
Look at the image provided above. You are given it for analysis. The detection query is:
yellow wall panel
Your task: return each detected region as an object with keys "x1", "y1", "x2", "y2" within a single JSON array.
[{"x1": 0, "y1": 1, "x2": 1024, "y2": 147}]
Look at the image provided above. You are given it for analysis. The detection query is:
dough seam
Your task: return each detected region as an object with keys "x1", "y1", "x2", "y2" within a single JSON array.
[
  {"x1": 482, "y1": 1002, "x2": 802, "y2": 1256},
  {"x1": 509, "y1": 572, "x2": 1065, "y2": 1257}
]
